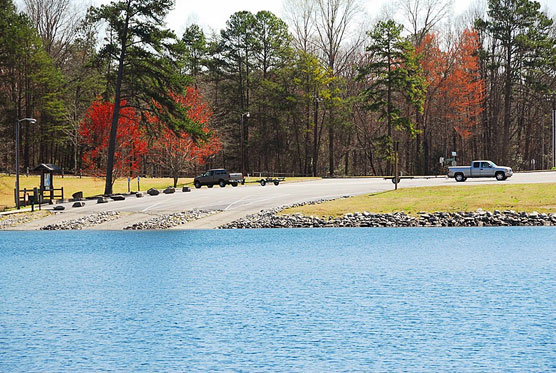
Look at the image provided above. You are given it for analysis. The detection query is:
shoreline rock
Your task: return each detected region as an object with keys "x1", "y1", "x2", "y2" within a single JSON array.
[
  {"x1": 124, "y1": 209, "x2": 219, "y2": 230},
  {"x1": 41, "y1": 211, "x2": 120, "y2": 230},
  {"x1": 0, "y1": 211, "x2": 51, "y2": 230},
  {"x1": 220, "y1": 202, "x2": 556, "y2": 229}
]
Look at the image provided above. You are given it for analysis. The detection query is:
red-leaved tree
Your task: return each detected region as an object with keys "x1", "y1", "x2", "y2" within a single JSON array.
[
  {"x1": 150, "y1": 87, "x2": 221, "y2": 187},
  {"x1": 80, "y1": 100, "x2": 147, "y2": 185},
  {"x1": 444, "y1": 29, "x2": 486, "y2": 139}
]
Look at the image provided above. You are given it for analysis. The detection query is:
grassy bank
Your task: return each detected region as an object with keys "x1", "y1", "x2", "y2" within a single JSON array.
[{"x1": 282, "y1": 183, "x2": 556, "y2": 217}]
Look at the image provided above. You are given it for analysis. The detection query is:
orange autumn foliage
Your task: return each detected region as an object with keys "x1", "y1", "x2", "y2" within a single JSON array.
[
  {"x1": 445, "y1": 29, "x2": 486, "y2": 138},
  {"x1": 418, "y1": 30, "x2": 485, "y2": 139},
  {"x1": 149, "y1": 87, "x2": 221, "y2": 185}
]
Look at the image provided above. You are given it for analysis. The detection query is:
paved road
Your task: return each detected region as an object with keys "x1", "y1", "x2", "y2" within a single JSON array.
[{"x1": 13, "y1": 171, "x2": 556, "y2": 230}]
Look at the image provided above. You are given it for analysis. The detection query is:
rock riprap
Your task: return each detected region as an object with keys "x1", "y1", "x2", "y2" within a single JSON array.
[
  {"x1": 124, "y1": 209, "x2": 219, "y2": 230},
  {"x1": 220, "y1": 207, "x2": 556, "y2": 229},
  {"x1": 0, "y1": 211, "x2": 50, "y2": 229},
  {"x1": 41, "y1": 211, "x2": 120, "y2": 230}
]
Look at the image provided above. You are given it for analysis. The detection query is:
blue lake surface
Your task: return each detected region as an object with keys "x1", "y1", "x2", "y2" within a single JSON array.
[{"x1": 0, "y1": 227, "x2": 555, "y2": 371}]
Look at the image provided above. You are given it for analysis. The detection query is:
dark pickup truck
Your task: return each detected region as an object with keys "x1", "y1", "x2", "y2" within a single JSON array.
[{"x1": 193, "y1": 169, "x2": 244, "y2": 188}]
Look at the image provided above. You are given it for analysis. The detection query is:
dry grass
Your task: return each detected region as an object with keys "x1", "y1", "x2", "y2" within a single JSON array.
[
  {"x1": 0, "y1": 175, "x2": 193, "y2": 210},
  {"x1": 282, "y1": 183, "x2": 556, "y2": 217}
]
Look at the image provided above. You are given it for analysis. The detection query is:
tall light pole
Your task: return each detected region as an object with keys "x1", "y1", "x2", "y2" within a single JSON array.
[
  {"x1": 15, "y1": 118, "x2": 36, "y2": 209},
  {"x1": 240, "y1": 112, "x2": 249, "y2": 176}
]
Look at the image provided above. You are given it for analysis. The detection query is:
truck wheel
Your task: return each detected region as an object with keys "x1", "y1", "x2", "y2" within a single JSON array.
[
  {"x1": 496, "y1": 172, "x2": 506, "y2": 181},
  {"x1": 391, "y1": 177, "x2": 400, "y2": 184},
  {"x1": 455, "y1": 173, "x2": 465, "y2": 182},
  {"x1": 274, "y1": 180, "x2": 279, "y2": 186},
  {"x1": 260, "y1": 180, "x2": 266, "y2": 186},
  {"x1": 219, "y1": 180, "x2": 226, "y2": 188},
  {"x1": 232, "y1": 182, "x2": 238, "y2": 187},
  {"x1": 207, "y1": 184, "x2": 213, "y2": 188},
  {"x1": 194, "y1": 181, "x2": 201, "y2": 189}
]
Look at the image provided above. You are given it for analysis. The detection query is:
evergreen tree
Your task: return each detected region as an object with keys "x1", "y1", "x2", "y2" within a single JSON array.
[
  {"x1": 87, "y1": 0, "x2": 201, "y2": 194},
  {"x1": 476, "y1": 0, "x2": 555, "y2": 163},
  {"x1": 358, "y1": 20, "x2": 426, "y2": 172},
  {"x1": 181, "y1": 24, "x2": 208, "y2": 86}
]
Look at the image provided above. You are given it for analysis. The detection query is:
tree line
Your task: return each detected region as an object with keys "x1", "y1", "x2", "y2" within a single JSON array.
[{"x1": 1, "y1": 0, "x2": 556, "y2": 191}]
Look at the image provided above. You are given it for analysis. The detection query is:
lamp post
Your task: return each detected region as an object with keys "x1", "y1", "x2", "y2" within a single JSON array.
[
  {"x1": 240, "y1": 112, "x2": 250, "y2": 176},
  {"x1": 15, "y1": 118, "x2": 36, "y2": 209}
]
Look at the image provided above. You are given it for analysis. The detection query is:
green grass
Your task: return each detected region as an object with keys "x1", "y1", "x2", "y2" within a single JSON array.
[{"x1": 282, "y1": 183, "x2": 556, "y2": 217}]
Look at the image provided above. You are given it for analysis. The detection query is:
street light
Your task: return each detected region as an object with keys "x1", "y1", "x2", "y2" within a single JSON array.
[
  {"x1": 15, "y1": 118, "x2": 36, "y2": 209},
  {"x1": 240, "y1": 112, "x2": 250, "y2": 176}
]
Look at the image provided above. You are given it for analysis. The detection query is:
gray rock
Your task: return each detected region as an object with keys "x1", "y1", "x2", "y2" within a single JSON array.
[
  {"x1": 136, "y1": 192, "x2": 144, "y2": 198},
  {"x1": 163, "y1": 187, "x2": 175, "y2": 194},
  {"x1": 97, "y1": 197, "x2": 109, "y2": 204},
  {"x1": 123, "y1": 209, "x2": 219, "y2": 230},
  {"x1": 53, "y1": 205, "x2": 65, "y2": 211},
  {"x1": 72, "y1": 191, "x2": 84, "y2": 200},
  {"x1": 72, "y1": 201, "x2": 86, "y2": 208},
  {"x1": 111, "y1": 194, "x2": 126, "y2": 201},
  {"x1": 41, "y1": 211, "x2": 120, "y2": 230},
  {"x1": 182, "y1": 186, "x2": 191, "y2": 192},
  {"x1": 147, "y1": 188, "x2": 159, "y2": 196}
]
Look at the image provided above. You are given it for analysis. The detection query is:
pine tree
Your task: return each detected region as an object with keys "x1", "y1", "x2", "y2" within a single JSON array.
[
  {"x1": 86, "y1": 0, "x2": 202, "y2": 195},
  {"x1": 358, "y1": 20, "x2": 426, "y2": 172}
]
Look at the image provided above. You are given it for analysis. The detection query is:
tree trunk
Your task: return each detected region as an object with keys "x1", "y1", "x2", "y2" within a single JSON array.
[
  {"x1": 312, "y1": 93, "x2": 319, "y2": 176},
  {"x1": 104, "y1": 2, "x2": 131, "y2": 195},
  {"x1": 502, "y1": 42, "x2": 512, "y2": 164}
]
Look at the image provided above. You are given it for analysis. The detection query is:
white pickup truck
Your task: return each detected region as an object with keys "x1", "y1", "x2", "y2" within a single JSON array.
[{"x1": 448, "y1": 160, "x2": 513, "y2": 182}]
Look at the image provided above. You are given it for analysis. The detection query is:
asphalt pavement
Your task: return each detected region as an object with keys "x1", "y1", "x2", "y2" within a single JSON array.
[{"x1": 12, "y1": 171, "x2": 556, "y2": 230}]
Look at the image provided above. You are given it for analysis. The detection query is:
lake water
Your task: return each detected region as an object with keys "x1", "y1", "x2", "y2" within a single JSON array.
[{"x1": 0, "y1": 227, "x2": 555, "y2": 371}]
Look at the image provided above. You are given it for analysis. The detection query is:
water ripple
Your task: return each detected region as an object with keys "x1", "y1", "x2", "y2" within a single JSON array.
[{"x1": 0, "y1": 227, "x2": 555, "y2": 371}]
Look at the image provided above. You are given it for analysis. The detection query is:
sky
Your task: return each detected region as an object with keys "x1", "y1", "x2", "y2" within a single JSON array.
[
  {"x1": 16, "y1": 0, "x2": 556, "y2": 36},
  {"x1": 162, "y1": 0, "x2": 556, "y2": 35}
]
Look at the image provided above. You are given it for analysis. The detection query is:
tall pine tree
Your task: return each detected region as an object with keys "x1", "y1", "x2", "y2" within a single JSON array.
[
  {"x1": 358, "y1": 20, "x2": 426, "y2": 173},
  {"x1": 87, "y1": 0, "x2": 202, "y2": 194}
]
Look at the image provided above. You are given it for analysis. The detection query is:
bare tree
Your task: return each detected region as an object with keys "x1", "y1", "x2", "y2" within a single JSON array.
[
  {"x1": 23, "y1": 0, "x2": 82, "y2": 65},
  {"x1": 312, "y1": 0, "x2": 364, "y2": 176},
  {"x1": 313, "y1": 0, "x2": 363, "y2": 73},
  {"x1": 400, "y1": 0, "x2": 453, "y2": 45},
  {"x1": 284, "y1": 0, "x2": 317, "y2": 53}
]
